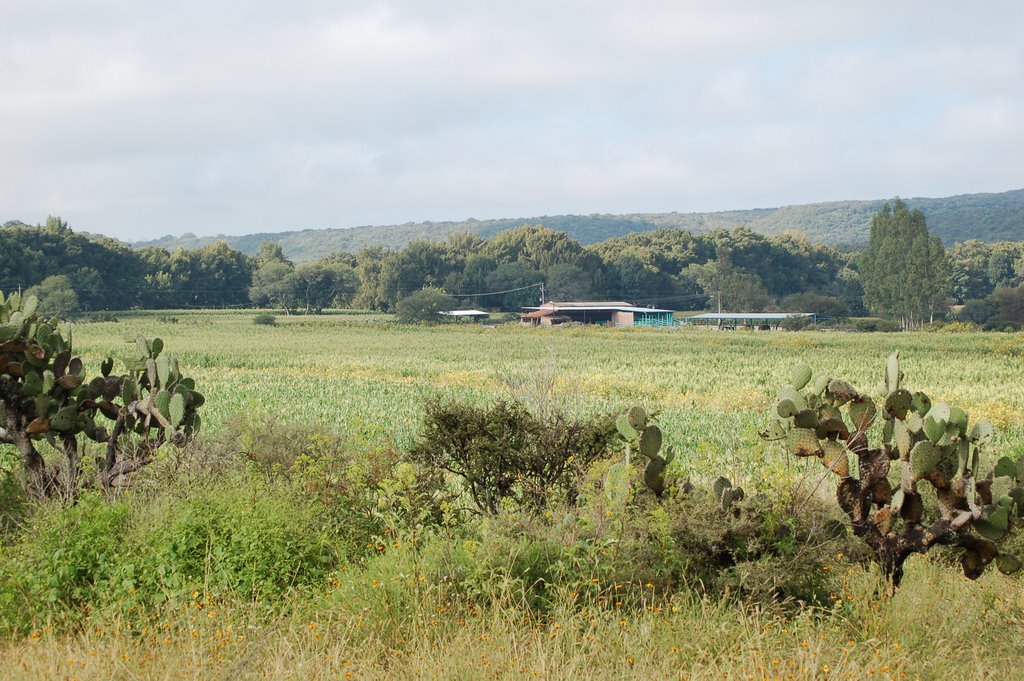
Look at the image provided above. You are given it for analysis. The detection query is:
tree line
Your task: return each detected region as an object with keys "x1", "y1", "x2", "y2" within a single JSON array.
[{"x1": 3, "y1": 206, "x2": 1024, "y2": 328}]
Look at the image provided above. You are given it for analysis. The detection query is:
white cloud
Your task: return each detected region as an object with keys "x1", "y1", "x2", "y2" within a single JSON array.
[{"x1": 0, "y1": 1, "x2": 1022, "y2": 240}]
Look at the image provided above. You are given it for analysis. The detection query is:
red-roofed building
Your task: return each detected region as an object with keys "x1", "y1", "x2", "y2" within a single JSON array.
[{"x1": 521, "y1": 301, "x2": 674, "y2": 327}]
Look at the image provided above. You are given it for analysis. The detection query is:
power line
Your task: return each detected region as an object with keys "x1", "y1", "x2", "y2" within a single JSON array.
[{"x1": 449, "y1": 282, "x2": 544, "y2": 298}]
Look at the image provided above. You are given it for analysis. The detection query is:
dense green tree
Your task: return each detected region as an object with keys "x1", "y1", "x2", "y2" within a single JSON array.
[
  {"x1": 991, "y1": 285, "x2": 1024, "y2": 325},
  {"x1": 779, "y1": 292, "x2": 848, "y2": 318},
  {"x1": 378, "y1": 240, "x2": 458, "y2": 309},
  {"x1": 352, "y1": 247, "x2": 393, "y2": 311},
  {"x1": 837, "y1": 267, "x2": 868, "y2": 316},
  {"x1": 859, "y1": 200, "x2": 950, "y2": 328},
  {"x1": 250, "y1": 261, "x2": 299, "y2": 312},
  {"x1": 483, "y1": 262, "x2": 544, "y2": 309},
  {"x1": 612, "y1": 255, "x2": 665, "y2": 302},
  {"x1": 762, "y1": 232, "x2": 843, "y2": 298},
  {"x1": 684, "y1": 248, "x2": 771, "y2": 312},
  {"x1": 25, "y1": 275, "x2": 79, "y2": 319},
  {"x1": 958, "y1": 298, "x2": 999, "y2": 325},
  {"x1": 483, "y1": 225, "x2": 588, "y2": 272},
  {"x1": 546, "y1": 263, "x2": 593, "y2": 300},
  {"x1": 588, "y1": 229, "x2": 714, "y2": 276},
  {"x1": 0, "y1": 216, "x2": 145, "y2": 309},
  {"x1": 294, "y1": 261, "x2": 359, "y2": 312},
  {"x1": 949, "y1": 240, "x2": 993, "y2": 303},
  {"x1": 395, "y1": 287, "x2": 456, "y2": 323},
  {"x1": 988, "y1": 242, "x2": 1024, "y2": 289},
  {"x1": 257, "y1": 241, "x2": 289, "y2": 266}
]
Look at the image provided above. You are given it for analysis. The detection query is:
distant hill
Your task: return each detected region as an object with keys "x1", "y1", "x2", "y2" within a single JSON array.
[{"x1": 131, "y1": 189, "x2": 1024, "y2": 262}]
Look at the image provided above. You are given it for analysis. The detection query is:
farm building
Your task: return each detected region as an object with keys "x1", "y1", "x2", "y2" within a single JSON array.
[
  {"x1": 685, "y1": 312, "x2": 820, "y2": 330},
  {"x1": 521, "y1": 301, "x2": 674, "y2": 327},
  {"x1": 439, "y1": 309, "x2": 490, "y2": 321}
]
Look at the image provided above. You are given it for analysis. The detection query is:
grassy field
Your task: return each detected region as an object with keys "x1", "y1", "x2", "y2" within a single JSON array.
[
  {"x1": 71, "y1": 312, "x2": 1024, "y2": 465},
  {"x1": 2, "y1": 312, "x2": 1023, "y2": 679}
]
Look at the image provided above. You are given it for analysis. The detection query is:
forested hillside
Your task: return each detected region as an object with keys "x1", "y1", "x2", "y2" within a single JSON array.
[
  {"x1": 129, "y1": 189, "x2": 1024, "y2": 262},
  {"x1": 3, "y1": 211, "x2": 1023, "y2": 327}
]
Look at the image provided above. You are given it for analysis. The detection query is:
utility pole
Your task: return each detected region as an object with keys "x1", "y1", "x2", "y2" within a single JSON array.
[
  {"x1": 539, "y1": 282, "x2": 546, "y2": 304},
  {"x1": 717, "y1": 291, "x2": 722, "y2": 313}
]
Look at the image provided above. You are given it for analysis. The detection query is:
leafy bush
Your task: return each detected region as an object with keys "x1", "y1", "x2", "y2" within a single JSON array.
[
  {"x1": 395, "y1": 287, "x2": 456, "y2": 324},
  {"x1": 435, "y1": 475, "x2": 852, "y2": 612},
  {"x1": 0, "y1": 476, "x2": 341, "y2": 633},
  {"x1": 850, "y1": 318, "x2": 902, "y2": 332},
  {"x1": 983, "y1": 320, "x2": 1023, "y2": 332},
  {"x1": 411, "y1": 400, "x2": 617, "y2": 514},
  {"x1": 253, "y1": 312, "x2": 277, "y2": 326},
  {"x1": 923, "y1": 320, "x2": 980, "y2": 333},
  {"x1": 780, "y1": 315, "x2": 813, "y2": 331},
  {"x1": 222, "y1": 416, "x2": 423, "y2": 556},
  {"x1": 132, "y1": 480, "x2": 337, "y2": 603},
  {"x1": 779, "y1": 292, "x2": 848, "y2": 318},
  {"x1": 958, "y1": 298, "x2": 999, "y2": 325},
  {"x1": 0, "y1": 493, "x2": 131, "y2": 632}
]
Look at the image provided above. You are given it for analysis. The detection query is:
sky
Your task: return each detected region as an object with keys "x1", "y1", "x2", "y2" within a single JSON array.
[{"x1": 2, "y1": 1, "x2": 1022, "y2": 243}]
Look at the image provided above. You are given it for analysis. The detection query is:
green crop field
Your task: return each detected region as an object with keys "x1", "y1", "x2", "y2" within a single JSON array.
[
  {"x1": 73, "y1": 312, "x2": 1024, "y2": 469},
  {"x1": 3, "y1": 312, "x2": 1024, "y2": 679}
]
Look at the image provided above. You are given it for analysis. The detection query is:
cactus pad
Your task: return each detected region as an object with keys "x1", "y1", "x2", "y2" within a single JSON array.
[
  {"x1": 922, "y1": 415, "x2": 945, "y2": 443},
  {"x1": 787, "y1": 428, "x2": 820, "y2": 457},
  {"x1": 793, "y1": 409, "x2": 818, "y2": 429},
  {"x1": 993, "y1": 456, "x2": 1016, "y2": 478},
  {"x1": 848, "y1": 397, "x2": 877, "y2": 432},
  {"x1": 626, "y1": 406, "x2": 647, "y2": 430},
  {"x1": 886, "y1": 352, "x2": 901, "y2": 393},
  {"x1": 826, "y1": 379, "x2": 858, "y2": 405},
  {"x1": 616, "y1": 414, "x2": 637, "y2": 439},
  {"x1": 884, "y1": 389, "x2": 912, "y2": 420},
  {"x1": 820, "y1": 441, "x2": 850, "y2": 476},
  {"x1": 969, "y1": 420, "x2": 994, "y2": 446},
  {"x1": 910, "y1": 441, "x2": 940, "y2": 479},
  {"x1": 639, "y1": 425, "x2": 662, "y2": 459},
  {"x1": 790, "y1": 363, "x2": 812, "y2": 390},
  {"x1": 996, "y1": 553, "x2": 1022, "y2": 575}
]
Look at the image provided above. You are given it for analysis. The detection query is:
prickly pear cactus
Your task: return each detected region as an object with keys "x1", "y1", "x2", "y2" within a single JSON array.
[
  {"x1": 0, "y1": 290, "x2": 204, "y2": 497},
  {"x1": 761, "y1": 352, "x2": 1020, "y2": 586},
  {"x1": 610, "y1": 405, "x2": 675, "y2": 497},
  {"x1": 711, "y1": 476, "x2": 745, "y2": 511}
]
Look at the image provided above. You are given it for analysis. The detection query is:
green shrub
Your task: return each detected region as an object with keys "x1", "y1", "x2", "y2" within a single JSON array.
[
  {"x1": 780, "y1": 315, "x2": 813, "y2": 331},
  {"x1": 437, "y1": 477, "x2": 853, "y2": 612},
  {"x1": 395, "y1": 287, "x2": 456, "y2": 324},
  {"x1": 0, "y1": 454, "x2": 27, "y2": 539},
  {"x1": 410, "y1": 400, "x2": 617, "y2": 514},
  {"x1": 850, "y1": 318, "x2": 902, "y2": 332},
  {"x1": 253, "y1": 312, "x2": 277, "y2": 326},
  {"x1": 131, "y1": 480, "x2": 337, "y2": 604},
  {"x1": 983, "y1": 319, "x2": 1022, "y2": 332},
  {"x1": 218, "y1": 416, "x2": 430, "y2": 557},
  {"x1": 0, "y1": 493, "x2": 132, "y2": 633}
]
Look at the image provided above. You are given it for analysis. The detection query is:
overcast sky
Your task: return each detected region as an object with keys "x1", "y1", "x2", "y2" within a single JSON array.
[{"x1": 2, "y1": 1, "x2": 1022, "y2": 242}]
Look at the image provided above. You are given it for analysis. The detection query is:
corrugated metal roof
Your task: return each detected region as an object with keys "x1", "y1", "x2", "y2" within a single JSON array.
[
  {"x1": 547, "y1": 301, "x2": 633, "y2": 308},
  {"x1": 687, "y1": 312, "x2": 814, "y2": 320},
  {"x1": 523, "y1": 304, "x2": 674, "y2": 313},
  {"x1": 521, "y1": 309, "x2": 557, "y2": 319}
]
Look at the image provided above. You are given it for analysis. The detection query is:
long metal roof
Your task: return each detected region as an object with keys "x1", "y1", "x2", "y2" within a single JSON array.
[
  {"x1": 523, "y1": 304, "x2": 674, "y2": 313},
  {"x1": 439, "y1": 309, "x2": 490, "y2": 316},
  {"x1": 687, "y1": 312, "x2": 814, "y2": 320}
]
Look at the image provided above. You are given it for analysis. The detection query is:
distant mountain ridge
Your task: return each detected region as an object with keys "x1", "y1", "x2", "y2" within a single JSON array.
[{"x1": 131, "y1": 189, "x2": 1024, "y2": 262}]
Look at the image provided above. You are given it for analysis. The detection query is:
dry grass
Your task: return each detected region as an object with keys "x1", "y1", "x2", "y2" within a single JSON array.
[{"x1": 2, "y1": 558, "x2": 1020, "y2": 680}]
